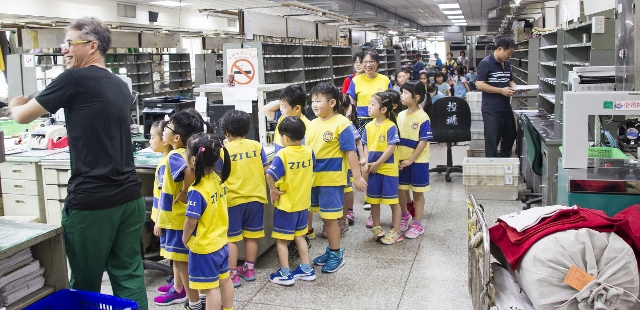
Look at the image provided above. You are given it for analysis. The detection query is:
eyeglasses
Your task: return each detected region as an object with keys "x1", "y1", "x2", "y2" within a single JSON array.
[
  {"x1": 363, "y1": 61, "x2": 377, "y2": 65},
  {"x1": 60, "y1": 40, "x2": 92, "y2": 50},
  {"x1": 163, "y1": 123, "x2": 178, "y2": 135}
]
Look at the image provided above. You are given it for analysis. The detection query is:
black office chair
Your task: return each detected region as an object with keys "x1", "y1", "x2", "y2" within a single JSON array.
[
  {"x1": 520, "y1": 114, "x2": 543, "y2": 209},
  {"x1": 429, "y1": 97, "x2": 471, "y2": 182}
]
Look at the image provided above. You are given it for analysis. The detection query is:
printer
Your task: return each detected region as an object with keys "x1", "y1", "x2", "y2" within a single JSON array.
[
  {"x1": 27, "y1": 125, "x2": 67, "y2": 149},
  {"x1": 568, "y1": 66, "x2": 616, "y2": 92},
  {"x1": 142, "y1": 97, "x2": 195, "y2": 138}
]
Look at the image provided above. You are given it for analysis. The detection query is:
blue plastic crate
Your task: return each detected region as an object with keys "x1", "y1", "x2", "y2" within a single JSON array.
[{"x1": 24, "y1": 289, "x2": 138, "y2": 310}]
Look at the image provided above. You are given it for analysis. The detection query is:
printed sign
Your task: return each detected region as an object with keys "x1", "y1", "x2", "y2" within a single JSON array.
[
  {"x1": 226, "y1": 48, "x2": 259, "y2": 86},
  {"x1": 604, "y1": 100, "x2": 640, "y2": 111}
]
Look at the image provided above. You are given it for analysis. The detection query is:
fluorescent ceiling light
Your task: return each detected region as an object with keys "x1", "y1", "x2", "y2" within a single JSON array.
[
  {"x1": 442, "y1": 10, "x2": 463, "y2": 15},
  {"x1": 149, "y1": 1, "x2": 191, "y2": 7},
  {"x1": 438, "y1": 4, "x2": 460, "y2": 9},
  {"x1": 448, "y1": 15, "x2": 465, "y2": 19},
  {"x1": 453, "y1": 20, "x2": 467, "y2": 24}
]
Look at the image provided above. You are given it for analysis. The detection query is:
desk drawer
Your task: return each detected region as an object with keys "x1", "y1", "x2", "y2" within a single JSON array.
[
  {"x1": 44, "y1": 184, "x2": 68, "y2": 200},
  {"x1": 46, "y1": 199, "x2": 65, "y2": 225},
  {"x1": 43, "y1": 168, "x2": 72, "y2": 185},
  {"x1": 0, "y1": 163, "x2": 37, "y2": 180},
  {"x1": 3, "y1": 194, "x2": 41, "y2": 218},
  {"x1": 1, "y1": 179, "x2": 39, "y2": 195}
]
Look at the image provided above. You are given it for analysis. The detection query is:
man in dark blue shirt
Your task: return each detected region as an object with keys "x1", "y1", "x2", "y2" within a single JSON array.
[
  {"x1": 433, "y1": 53, "x2": 443, "y2": 70},
  {"x1": 411, "y1": 53, "x2": 425, "y2": 80},
  {"x1": 476, "y1": 37, "x2": 517, "y2": 157}
]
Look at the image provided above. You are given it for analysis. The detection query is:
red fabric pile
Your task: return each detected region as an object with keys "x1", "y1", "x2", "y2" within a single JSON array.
[{"x1": 489, "y1": 205, "x2": 640, "y2": 270}]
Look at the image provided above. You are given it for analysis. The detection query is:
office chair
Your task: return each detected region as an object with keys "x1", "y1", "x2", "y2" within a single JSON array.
[
  {"x1": 429, "y1": 97, "x2": 471, "y2": 182},
  {"x1": 520, "y1": 114, "x2": 543, "y2": 209}
]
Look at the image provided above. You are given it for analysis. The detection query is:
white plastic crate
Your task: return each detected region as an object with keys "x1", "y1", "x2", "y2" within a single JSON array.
[
  {"x1": 466, "y1": 91, "x2": 482, "y2": 102},
  {"x1": 468, "y1": 100, "x2": 481, "y2": 112},
  {"x1": 470, "y1": 139, "x2": 485, "y2": 149},
  {"x1": 463, "y1": 174, "x2": 520, "y2": 186},
  {"x1": 471, "y1": 130, "x2": 484, "y2": 140},
  {"x1": 471, "y1": 112, "x2": 482, "y2": 121},
  {"x1": 463, "y1": 157, "x2": 519, "y2": 175},
  {"x1": 466, "y1": 147, "x2": 485, "y2": 157},
  {"x1": 465, "y1": 184, "x2": 518, "y2": 200}
]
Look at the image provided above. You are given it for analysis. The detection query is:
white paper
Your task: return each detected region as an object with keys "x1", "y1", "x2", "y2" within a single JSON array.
[
  {"x1": 195, "y1": 96, "x2": 207, "y2": 114},
  {"x1": 235, "y1": 87, "x2": 258, "y2": 101},
  {"x1": 23, "y1": 55, "x2": 35, "y2": 68},
  {"x1": 514, "y1": 85, "x2": 539, "y2": 91},
  {"x1": 235, "y1": 100, "x2": 252, "y2": 113},
  {"x1": 221, "y1": 87, "x2": 235, "y2": 105}
]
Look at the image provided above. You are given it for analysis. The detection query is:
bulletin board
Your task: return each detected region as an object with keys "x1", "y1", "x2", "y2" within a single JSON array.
[{"x1": 21, "y1": 29, "x2": 65, "y2": 49}]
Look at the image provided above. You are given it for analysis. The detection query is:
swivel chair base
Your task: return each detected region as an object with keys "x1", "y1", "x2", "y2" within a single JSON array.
[
  {"x1": 521, "y1": 192, "x2": 542, "y2": 210},
  {"x1": 429, "y1": 142, "x2": 462, "y2": 182}
]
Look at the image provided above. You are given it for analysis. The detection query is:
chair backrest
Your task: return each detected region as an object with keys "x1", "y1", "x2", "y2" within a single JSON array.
[
  {"x1": 521, "y1": 114, "x2": 543, "y2": 176},
  {"x1": 430, "y1": 96, "x2": 471, "y2": 143}
]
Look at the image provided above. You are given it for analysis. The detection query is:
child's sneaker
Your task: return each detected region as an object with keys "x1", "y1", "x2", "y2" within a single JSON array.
[
  {"x1": 291, "y1": 265, "x2": 316, "y2": 281},
  {"x1": 182, "y1": 301, "x2": 202, "y2": 310},
  {"x1": 313, "y1": 246, "x2": 331, "y2": 266},
  {"x1": 400, "y1": 212, "x2": 412, "y2": 232},
  {"x1": 306, "y1": 228, "x2": 316, "y2": 240},
  {"x1": 366, "y1": 213, "x2": 374, "y2": 228},
  {"x1": 380, "y1": 229, "x2": 404, "y2": 245},
  {"x1": 269, "y1": 268, "x2": 295, "y2": 286},
  {"x1": 230, "y1": 270, "x2": 241, "y2": 287},
  {"x1": 363, "y1": 203, "x2": 371, "y2": 210},
  {"x1": 157, "y1": 279, "x2": 174, "y2": 293},
  {"x1": 321, "y1": 248, "x2": 345, "y2": 273},
  {"x1": 346, "y1": 210, "x2": 355, "y2": 225},
  {"x1": 237, "y1": 265, "x2": 256, "y2": 281},
  {"x1": 154, "y1": 287, "x2": 187, "y2": 306},
  {"x1": 372, "y1": 226, "x2": 385, "y2": 241},
  {"x1": 405, "y1": 222, "x2": 425, "y2": 239}
]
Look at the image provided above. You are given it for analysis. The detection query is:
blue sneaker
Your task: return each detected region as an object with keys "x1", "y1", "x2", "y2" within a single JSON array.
[
  {"x1": 313, "y1": 246, "x2": 331, "y2": 266},
  {"x1": 269, "y1": 268, "x2": 295, "y2": 286},
  {"x1": 321, "y1": 248, "x2": 345, "y2": 273},
  {"x1": 291, "y1": 265, "x2": 316, "y2": 281}
]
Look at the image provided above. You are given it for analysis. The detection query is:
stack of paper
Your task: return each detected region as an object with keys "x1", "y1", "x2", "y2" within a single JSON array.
[{"x1": 0, "y1": 249, "x2": 45, "y2": 307}]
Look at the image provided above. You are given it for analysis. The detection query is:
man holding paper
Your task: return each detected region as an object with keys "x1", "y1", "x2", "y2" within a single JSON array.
[{"x1": 475, "y1": 37, "x2": 518, "y2": 157}]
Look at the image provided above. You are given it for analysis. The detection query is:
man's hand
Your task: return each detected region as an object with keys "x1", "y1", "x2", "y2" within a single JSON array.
[
  {"x1": 353, "y1": 176, "x2": 367, "y2": 192},
  {"x1": 501, "y1": 87, "x2": 515, "y2": 97},
  {"x1": 8, "y1": 96, "x2": 29, "y2": 110},
  {"x1": 269, "y1": 188, "x2": 285, "y2": 204}
]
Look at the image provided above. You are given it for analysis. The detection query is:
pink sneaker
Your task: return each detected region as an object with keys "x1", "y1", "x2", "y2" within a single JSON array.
[
  {"x1": 405, "y1": 222, "x2": 425, "y2": 239},
  {"x1": 157, "y1": 280, "x2": 174, "y2": 293},
  {"x1": 231, "y1": 270, "x2": 241, "y2": 287},
  {"x1": 400, "y1": 212, "x2": 412, "y2": 232},
  {"x1": 153, "y1": 287, "x2": 187, "y2": 306},
  {"x1": 366, "y1": 213, "x2": 373, "y2": 228},
  {"x1": 346, "y1": 210, "x2": 355, "y2": 225},
  {"x1": 237, "y1": 265, "x2": 256, "y2": 281}
]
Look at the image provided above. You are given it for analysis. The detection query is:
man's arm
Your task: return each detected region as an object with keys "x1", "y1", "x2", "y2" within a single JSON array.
[
  {"x1": 8, "y1": 97, "x2": 49, "y2": 124},
  {"x1": 475, "y1": 81, "x2": 514, "y2": 97}
]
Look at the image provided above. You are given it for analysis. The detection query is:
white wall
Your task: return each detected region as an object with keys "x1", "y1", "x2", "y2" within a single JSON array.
[{"x1": 3, "y1": 0, "x2": 238, "y2": 33}]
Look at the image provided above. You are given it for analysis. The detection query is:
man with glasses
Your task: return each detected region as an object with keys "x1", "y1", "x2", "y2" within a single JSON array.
[
  {"x1": 8, "y1": 17, "x2": 147, "y2": 309},
  {"x1": 475, "y1": 37, "x2": 517, "y2": 158}
]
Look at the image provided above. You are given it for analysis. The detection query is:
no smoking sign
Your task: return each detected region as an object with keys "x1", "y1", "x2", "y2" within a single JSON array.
[{"x1": 226, "y1": 48, "x2": 260, "y2": 86}]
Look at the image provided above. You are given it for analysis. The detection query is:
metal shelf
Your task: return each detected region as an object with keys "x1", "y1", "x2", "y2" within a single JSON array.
[
  {"x1": 265, "y1": 68, "x2": 304, "y2": 73},
  {"x1": 513, "y1": 67, "x2": 528, "y2": 74},
  {"x1": 540, "y1": 45, "x2": 558, "y2": 50},
  {"x1": 563, "y1": 61, "x2": 590, "y2": 66},
  {"x1": 540, "y1": 62, "x2": 557, "y2": 67},
  {"x1": 564, "y1": 42, "x2": 592, "y2": 48},
  {"x1": 539, "y1": 93, "x2": 556, "y2": 104},
  {"x1": 540, "y1": 77, "x2": 556, "y2": 85}
]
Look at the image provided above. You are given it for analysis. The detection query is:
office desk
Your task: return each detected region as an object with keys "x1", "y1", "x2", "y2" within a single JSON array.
[{"x1": 518, "y1": 113, "x2": 562, "y2": 205}]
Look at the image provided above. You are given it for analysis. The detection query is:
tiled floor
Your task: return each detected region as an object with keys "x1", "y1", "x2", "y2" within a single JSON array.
[{"x1": 101, "y1": 143, "x2": 525, "y2": 309}]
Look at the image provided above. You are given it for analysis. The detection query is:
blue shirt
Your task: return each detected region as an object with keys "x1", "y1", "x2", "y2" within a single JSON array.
[
  {"x1": 412, "y1": 61, "x2": 425, "y2": 80},
  {"x1": 477, "y1": 53, "x2": 513, "y2": 112},
  {"x1": 434, "y1": 58, "x2": 443, "y2": 69}
]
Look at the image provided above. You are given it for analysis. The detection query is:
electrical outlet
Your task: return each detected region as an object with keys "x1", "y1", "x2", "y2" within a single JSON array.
[{"x1": 592, "y1": 16, "x2": 605, "y2": 34}]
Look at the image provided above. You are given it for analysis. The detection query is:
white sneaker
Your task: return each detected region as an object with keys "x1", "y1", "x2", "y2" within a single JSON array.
[{"x1": 363, "y1": 204, "x2": 371, "y2": 210}]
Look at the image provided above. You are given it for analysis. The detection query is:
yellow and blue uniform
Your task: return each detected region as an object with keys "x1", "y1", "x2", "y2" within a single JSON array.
[
  {"x1": 274, "y1": 114, "x2": 310, "y2": 154},
  {"x1": 224, "y1": 139, "x2": 269, "y2": 242},
  {"x1": 347, "y1": 74, "x2": 393, "y2": 118},
  {"x1": 306, "y1": 114, "x2": 356, "y2": 219},
  {"x1": 186, "y1": 172, "x2": 230, "y2": 289},
  {"x1": 150, "y1": 154, "x2": 169, "y2": 223},
  {"x1": 344, "y1": 123, "x2": 360, "y2": 194},
  {"x1": 397, "y1": 109, "x2": 433, "y2": 192},
  {"x1": 157, "y1": 148, "x2": 189, "y2": 262},
  {"x1": 266, "y1": 145, "x2": 315, "y2": 240},
  {"x1": 362, "y1": 119, "x2": 400, "y2": 204}
]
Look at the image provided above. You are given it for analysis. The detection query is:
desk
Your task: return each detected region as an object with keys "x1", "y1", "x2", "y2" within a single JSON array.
[{"x1": 518, "y1": 113, "x2": 562, "y2": 205}]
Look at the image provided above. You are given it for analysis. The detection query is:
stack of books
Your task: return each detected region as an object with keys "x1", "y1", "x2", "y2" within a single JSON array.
[{"x1": 0, "y1": 248, "x2": 45, "y2": 307}]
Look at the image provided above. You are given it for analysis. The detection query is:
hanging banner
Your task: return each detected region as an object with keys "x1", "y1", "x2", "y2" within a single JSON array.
[{"x1": 226, "y1": 48, "x2": 259, "y2": 86}]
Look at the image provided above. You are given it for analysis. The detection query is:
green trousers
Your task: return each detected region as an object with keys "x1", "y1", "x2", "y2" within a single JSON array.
[{"x1": 62, "y1": 197, "x2": 148, "y2": 310}]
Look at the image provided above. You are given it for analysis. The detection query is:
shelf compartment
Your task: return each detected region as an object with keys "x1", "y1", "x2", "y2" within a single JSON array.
[
  {"x1": 539, "y1": 93, "x2": 556, "y2": 104},
  {"x1": 564, "y1": 42, "x2": 592, "y2": 48},
  {"x1": 540, "y1": 45, "x2": 558, "y2": 50},
  {"x1": 540, "y1": 62, "x2": 557, "y2": 67}
]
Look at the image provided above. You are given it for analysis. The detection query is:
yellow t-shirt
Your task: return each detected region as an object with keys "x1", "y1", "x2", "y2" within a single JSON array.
[
  {"x1": 156, "y1": 148, "x2": 188, "y2": 230},
  {"x1": 185, "y1": 172, "x2": 228, "y2": 254},
  {"x1": 266, "y1": 145, "x2": 315, "y2": 212},
  {"x1": 397, "y1": 109, "x2": 433, "y2": 163},
  {"x1": 347, "y1": 73, "x2": 392, "y2": 118},
  {"x1": 274, "y1": 115, "x2": 310, "y2": 154},
  {"x1": 224, "y1": 139, "x2": 268, "y2": 207},
  {"x1": 306, "y1": 114, "x2": 356, "y2": 187},
  {"x1": 363, "y1": 119, "x2": 400, "y2": 177},
  {"x1": 150, "y1": 154, "x2": 169, "y2": 223}
]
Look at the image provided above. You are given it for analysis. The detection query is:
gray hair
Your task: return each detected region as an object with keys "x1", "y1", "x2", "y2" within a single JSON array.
[{"x1": 66, "y1": 17, "x2": 111, "y2": 56}]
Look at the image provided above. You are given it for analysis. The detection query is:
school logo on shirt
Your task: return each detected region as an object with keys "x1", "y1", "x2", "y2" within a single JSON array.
[
  {"x1": 378, "y1": 135, "x2": 386, "y2": 142},
  {"x1": 412, "y1": 122, "x2": 419, "y2": 130},
  {"x1": 323, "y1": 131, "x2": 333, "y2": 142}
]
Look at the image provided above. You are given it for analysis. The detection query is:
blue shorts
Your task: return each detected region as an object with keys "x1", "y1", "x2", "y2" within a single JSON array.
[
  {"x1": 188, "y1": 245, "x2": 230, "y2": 289},
  {"x1": 399, "y1": 162, "x2": 430, "y2": 192},
  {"x1": 272, "y1": 208, "x2": 308, "y2": 240},
  {"x1": 365, "y1": 173, "x2": 399, "y2": 205},
  {"x1": 310, "y1": 186, "x2": 344, "y2": 220},
  {"x1": 227, "y1": 201, "x2": 265, "y2": 242},
  {"x1": 160, "y1": 228, "x2": 189, "y2": 262}
]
